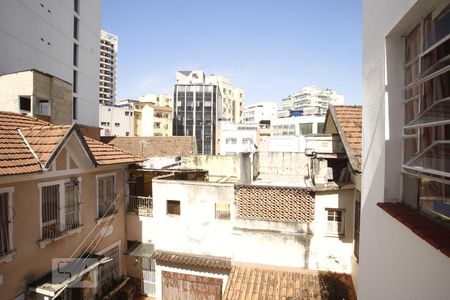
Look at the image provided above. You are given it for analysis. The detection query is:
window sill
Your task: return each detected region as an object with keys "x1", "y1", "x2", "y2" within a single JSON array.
[
  {"x1": 325, "y1": 233, "x2": 345, "y2": 238},
  {"x1": 38, "y1": 226, "x2": 84, "y2": 249},
  {"x1": 0, "y1": 250, "x2": 16, "y2": 263},
  {"x1": 96, "y1": 212, "x2": 118, "y2": 225},
  {"x1": 377, "y1": 202, "x2": 450, "y2": 258}
]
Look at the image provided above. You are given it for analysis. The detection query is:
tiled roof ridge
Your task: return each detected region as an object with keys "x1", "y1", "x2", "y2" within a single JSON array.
[{"x1": 20, "y1": 124, "x2": 72, "y2": 130}]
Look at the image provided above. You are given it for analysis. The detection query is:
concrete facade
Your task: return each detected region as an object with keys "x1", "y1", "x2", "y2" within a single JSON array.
[
  {"x1": 0, "y1": 70, "x2": 72, "y2": 125},
  {"x1": 0, "y1": 0, "x2": 101, "y2": 127},
  {"x1": 218, "y1": 122, "x2": 258, "y2": 155},
  {"x1": 360, "y1": 0, "x2": 450, "y2": 299},
  {"x1": 242, "y1": 102, "x2": 277, "y2": 124},
  {"x1": 99, "y1": 104, "x2": 134, "y2": 137}
]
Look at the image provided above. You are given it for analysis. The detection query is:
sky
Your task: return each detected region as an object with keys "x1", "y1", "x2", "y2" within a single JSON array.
[{"x1": 102, "y1": 0, "x2": 362, "y2": 106}]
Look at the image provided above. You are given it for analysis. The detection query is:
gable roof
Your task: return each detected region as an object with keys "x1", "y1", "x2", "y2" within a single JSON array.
[
  {"x1": 325, "y1": 105, "x2": 362, "y2": 172},
  {"x1": 0, "y1": 111, "x2": 143, "y2": 176}
]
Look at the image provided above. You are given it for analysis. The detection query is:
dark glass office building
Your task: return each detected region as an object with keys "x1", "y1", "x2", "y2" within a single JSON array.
[{"x1": 173, "y1": 84, "x2": 222, "y2": 154}]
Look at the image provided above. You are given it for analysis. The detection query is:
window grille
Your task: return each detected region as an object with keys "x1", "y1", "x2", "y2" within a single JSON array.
[
  {"x1": 0, "y1": 193, "x2": 12, "y2": 256},
  {"x1": 98, "y1": 176, "x2": 116, "y2": 218}
]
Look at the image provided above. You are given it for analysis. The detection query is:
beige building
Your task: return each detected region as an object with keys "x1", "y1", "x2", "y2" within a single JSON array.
[
  {"x1": 206, "y1": 75, "x2": 244, "y2": 123},
  {"x1": 0, "y1": 111, "x2": 141, "y2": 300},
  {"x1": 0, "y1": 69, "x2": 73, "y2": 125},
  {"x1": 120, "y1": 97, "x2": 173, "y2": 137}
]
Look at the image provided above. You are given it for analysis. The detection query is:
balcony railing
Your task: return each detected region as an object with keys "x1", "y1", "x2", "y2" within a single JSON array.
[{"x1": 127, "y1": 196, "x2": 153, "y2": 217}]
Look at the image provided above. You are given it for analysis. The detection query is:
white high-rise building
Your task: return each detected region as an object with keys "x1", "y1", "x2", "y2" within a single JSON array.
[
  {"x1": 282, "y1": 85, "x2": 344, "y2": 116},
  {"x1": 0, "y1": 0, "x2": 101, "y2": 127},
  {"x1": 242, "y1": 102, "x2": 277, "y2": 124},
  {"x1": 99, "y1": 30, "x2": 118, "y2": 105}
]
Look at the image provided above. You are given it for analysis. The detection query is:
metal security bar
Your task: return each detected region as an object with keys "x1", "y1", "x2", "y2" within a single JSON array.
[
  {"x1": 0, "y1": 192, "x2": 11, "y2": 256},
  {"x1": 127, "y1": 196, "x2": 153, "y2": 216}
]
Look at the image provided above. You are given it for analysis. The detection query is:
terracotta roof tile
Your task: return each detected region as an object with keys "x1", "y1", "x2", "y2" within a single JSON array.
[
  {"x1": 152, "y1": 250, "x2": 231, "y2": 270},
  {"x1": 332, "y1": 105, "x2": 362, "y2": 172},
  {"x1": 84, "y1": 136, "x2": 143, "y2": 165},
  {"x1": 0, "y1": 111, "x2": 142, "y2": 176},
  {"x1": 224, "y1": 265, "x2": 356, "y2": 300},
  {"x1": 235, "y1": 185, "x2": 315, "y2": 223},
  {"x1": 0, "y1": 111, "x2": 49, "y2": 129},
  {"x1": 20, "y1": 125, "x2": 72, "y2": 164},
  {"x1": 0, "y1": 128, "x2": 41, "y2": 175}
]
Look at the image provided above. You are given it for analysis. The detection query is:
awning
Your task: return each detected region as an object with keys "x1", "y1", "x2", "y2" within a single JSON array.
[
  {"x1": 152, "y1": 250, "x2": 232, "y2": 270},
  {"x1": 125, "y1": 242, "x2": 154, "y2": 258},
  {"x1": 29, "y1": 256, "x2": 111, "y2": 299}
]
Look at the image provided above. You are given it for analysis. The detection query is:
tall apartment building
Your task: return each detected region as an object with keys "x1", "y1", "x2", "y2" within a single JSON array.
[
  {"x1": 173, "y1": 70, "x2": 244, "y2": 154},
  {"x1": 281, "y1": 85, "x2": 344, "y2": 116},
  {"x1": 242, "y1": 101, "x2": 277, "y2": 124},
  {"x1": 0, "y1": 0, "x2": 101, "y2": 127},
  {"x1": 99, "y1": 30, "x2": 118, "y2": 105},
  {"x1": 360, "y1": 0, "x2": 450, "y2": 299}
]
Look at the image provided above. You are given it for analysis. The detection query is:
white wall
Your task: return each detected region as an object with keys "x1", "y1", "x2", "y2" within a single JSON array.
[
  {"x1": 219, "y1": 123, "x2": 258, "y2": 154},
  {"x1": 148, "y1": 180, "x2": 235, "y2": 257},
  {"x1": 99, "y1": 104, "x2": 133, "y2": 137},
  {"x1": 0, "y1": 0, "x2": 101, "y2": 127},
  {"x1": 361, "y1": 0, "x2": 450, "y2": 299}
]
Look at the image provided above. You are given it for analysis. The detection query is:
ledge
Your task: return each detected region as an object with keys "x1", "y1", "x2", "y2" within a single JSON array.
[
  {"x1": 0, "y1": 250, "x2": 16, "y2": 263},
  {"x1": 377, "y1": 202, "x2": 450, "y2": 258},
  {"x1": 38, "y1": 226, "x2": 84, "y2": 249}
]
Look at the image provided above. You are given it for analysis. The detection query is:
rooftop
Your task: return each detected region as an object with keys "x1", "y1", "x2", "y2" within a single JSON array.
[
  {"x1": 224, "y1": 264, "x2": 356, "y2": 300},
  {"x1": 327, "y1": 105, "x2": 362, "y2": 172},
  {"x1": 0, "y1": 111, "x2": 142, "y2": 176}
]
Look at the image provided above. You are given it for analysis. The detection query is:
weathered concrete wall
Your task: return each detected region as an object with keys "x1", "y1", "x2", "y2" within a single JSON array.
[
  {"x1": 102, "y1": 136, "x2": 197, "y2": 158},
  {"x1": 257, "y1": 151, "x2": 310, "y2": 178}
]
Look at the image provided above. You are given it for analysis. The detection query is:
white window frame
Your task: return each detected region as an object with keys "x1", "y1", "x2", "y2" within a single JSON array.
[
  {"x1": 96, "y1": 173, "x2": 117, "y2": 219},
  {"x1": 325, "y1": 208, "x2": 345, "y2": 237},
  {"x1": 38, "y1": 178, "x2": 81, "y2": 240},
  {"x1": 0, "y1": 187, "x2": 15, "y2": 260}
]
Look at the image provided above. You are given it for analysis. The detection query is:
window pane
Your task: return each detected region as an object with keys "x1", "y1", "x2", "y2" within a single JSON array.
[
  {"x1": 419, "y1": 178, "x2": 450, "y2": 223},
  {"x1": 408, "y1": 142, "x2": 450, "y2": 176},
  {"x1": 405, "y1": 25, "x2": 420, "y2": 63}
]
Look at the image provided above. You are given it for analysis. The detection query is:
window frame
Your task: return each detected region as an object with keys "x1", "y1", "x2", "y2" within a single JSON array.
[
  {"x1": 325, "y1": 208, "x2": 345, "y2": 237},
  {"x1": 214, "y1": 203, "x2": 231, "y2": 220},
  {"x1": 401, "y1": 4, "x2": 450, "y2": 223},
  {"x1": 0, "y1": 187, "x2": 15, "y2": 260},
  {"x1": 96, "y1": 173, "x2": 117, "y2": 220},
  {"x1": 38, "y1": 178, "x2": 81, "y2": 240},
  {"x1": 166, "y1": 200, "x2": 181, "y2": 215}
]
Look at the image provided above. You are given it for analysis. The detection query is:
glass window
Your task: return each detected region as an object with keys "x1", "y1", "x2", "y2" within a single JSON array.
[
  {"x1": 326, "y1": 209, "x2": 345, "y2": 236},
  {"x1": 0, "y1": 192, "x2": 12, "y2": 256},
  {"x1": 97, "y1": 175, "x2": 116, "y2": 218},
  {"x1": 38, "y1": 100, "x2": 50, "y2": 116},
  {"x1": 299, "y1": 123, "x2": 313, "y2": 135}
]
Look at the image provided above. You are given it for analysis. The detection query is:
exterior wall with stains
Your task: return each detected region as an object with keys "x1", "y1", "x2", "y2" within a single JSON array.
[{"x1": 0, "y1": 163, "x2": 128, "y2": 299}]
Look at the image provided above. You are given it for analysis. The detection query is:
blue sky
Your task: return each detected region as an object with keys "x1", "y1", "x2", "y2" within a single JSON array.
[{"x1": 102, "y1": 0, "x2": 362, "y2": 106}]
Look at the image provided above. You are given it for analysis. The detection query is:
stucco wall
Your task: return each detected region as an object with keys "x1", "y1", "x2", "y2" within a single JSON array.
[
  {"x1": 0, "y1": 166, "x2": 128, "y2": 300},
  {"x1": 361, "y1": 0, "x2": 450, "y2": 298},
  {"x1": 257, "y1": 152, "x2": 310, "y2": 179}
]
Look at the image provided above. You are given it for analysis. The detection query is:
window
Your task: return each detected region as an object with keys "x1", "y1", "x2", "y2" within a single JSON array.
[
  {"x1": 97, "y1": 244, "x2": 120, "y2": 296},
  {"x1": 19, "y1": 96, "x2": 31, "y2": 112},
  {"x1": 125, "y1": 111, "x2": 129, "y2": 116},
  {"x1": 299, "y1": 123, "x2": 313, "y2": 135},
  {"x1": 326, "y1": 209, "x2": 345, "y2": 236},
  {"x1": 74, "y1": 0, "x2": 79, "y2": 14},
  {"x1": 114, "y1": 123, "x2": 120, "y2": 127},
  {"x1": 317, "y1": 123, "x2": 325, "y2": 133},
  {"x1": 40, "y1": 180, "x2": 80, "y2": 240},
  {"x1": 125, "y1": 131, "x2": 130, "y2": 136},
  {"x1": 0, "y1": 189, "x2": 14, "y2": 258},
  {"x1": 242, "y1": 138, "x2": 253, "y2": 145},
  {"x1": 215, "y1": 203, "x2": 230, "y2": 220},
  {"x1": 402, "y1": 4, "x2": 450, "y2": 224},
  {"x1": 167, "y1": 200, "x2": 180, "y2": 215},
  {"x1": 73, "y1": 70, "x2": 77, "y2": 93},
  {"x1": 73, "y1": 17, "x2": 79, "y2": 40},
  {"x1": 73, "y1": 43, "x2": 78, "y2": 66},
  {"x1": 38, "y1": 100, "x2": 50, "y2": 116},
  {"x1": 354, "y1": 191, "x2": 361, "y2": 260},
  {"x1": 226, "y1": 138, "x2": 237, "y2": 144},
  {"x1": 73, "y1": 97, "x2": 77, "y2": 120},
  {"x1": 97, "y1": 175, "x2": 116, "y2": 218}
]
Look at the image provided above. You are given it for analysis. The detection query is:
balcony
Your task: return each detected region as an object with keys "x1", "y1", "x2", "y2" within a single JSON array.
[{"x1": 127, "y1": 196, "x2": 153, "y2": 217}]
